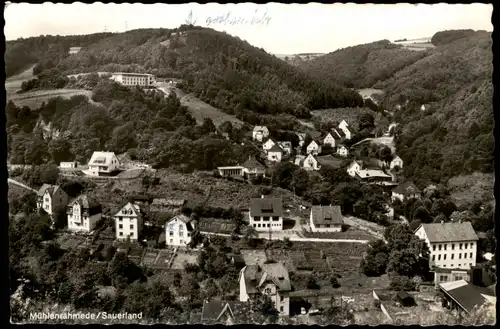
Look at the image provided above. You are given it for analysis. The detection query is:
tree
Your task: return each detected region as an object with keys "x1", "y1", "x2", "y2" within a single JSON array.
[
  {"x1": 379, "y1": 146, "x2": 393, "y2": 163},
  {"x1": 251, "y1": 294, "x2": 279, "y2": 320},
  {"x1": 358, "y1": 113, "x2": 375, "y2": 131},
  {"x1": 48, "y1": 138, "x2": 73, "y2": 164},
  {"x1": 330, "y1": 276, "x2": 341, "y2": 288},
  {"x1": 306, "y1": 274, "x2": 320, "y2": 289},
  {"x1": 107, "y1": 252, "x2": 143, "y2": 287}
]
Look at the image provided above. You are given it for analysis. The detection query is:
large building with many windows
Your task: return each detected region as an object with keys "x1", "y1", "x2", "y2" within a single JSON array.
[
  {"x1": 113, "y1": 202, "x2": 144, "y2": 241},
  {"x1": 249, "y1": 197, "x2": 283, "y2": 231},
  {"x1": 110, "y1": 72, "x2": 156, "y2": 87},
  {"x1": 165, "y1": 214, "x2": 197, "y2": 247},
  {"x1": 414, "y1": 222, "x2": 479, "y2": 270}
]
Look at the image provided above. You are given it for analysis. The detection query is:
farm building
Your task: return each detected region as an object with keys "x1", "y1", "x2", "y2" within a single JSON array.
[{"x1": 438, "y1": 280, "x2": 496, "y2": 314}]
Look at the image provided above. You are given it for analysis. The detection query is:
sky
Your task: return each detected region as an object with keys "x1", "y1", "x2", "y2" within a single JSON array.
[{"x1": 4, "y1": 2, "x2": 493, "y2": 54}]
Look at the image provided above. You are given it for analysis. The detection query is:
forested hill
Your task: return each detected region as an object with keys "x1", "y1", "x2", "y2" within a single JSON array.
[
  {"x1": 297, "y1": 39, "x2": 429, "y2": 89},
  {"x1": 6, "y1": 25, "x2": 363, "y2": 118}
]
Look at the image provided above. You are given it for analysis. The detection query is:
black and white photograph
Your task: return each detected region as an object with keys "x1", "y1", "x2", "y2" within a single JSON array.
[{"x1": 5, "y1": 2, "x2": 495, "y2": 325}]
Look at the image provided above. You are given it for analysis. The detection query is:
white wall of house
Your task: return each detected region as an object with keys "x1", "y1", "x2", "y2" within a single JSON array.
[
  {"x1": 114, "y1": 204, "x2": 142, "y2": 241},
  {"x1": 267, "y1": 151, "x2": 282, "y2": 162},
  {"x1": 263, "y1": 139, "x2": 276, "y2": 151},
  {"x1": 390, "y1": 157, "x2": 403, "y2": 169},
  {"x1": 60, "y1": 162, "x2": 77, "y2": 169},
  {"x1": 249, "y1": 214, "x2": 283, "y2": 231},
  {"x1": 337, "y1": 146, "x2": 348, "y2": 157},
  {"x1": 323, "y1": 134, "x2": 336, "y2": 147},
  {"x1": 415, "y1": 226, "x2": 478, "y2": 270},
  {"x1": 67, "y1": 203, "x2": 101, "y2": 233},
  {"x1": 391, "y1": 192, "x2": 404, "y2": 202},
  {"x1": 347, "y1": 162, "x2": 360, "y2": 177},
  {"x1": 306, "y1": 142, "x2": 321, "y2": 155},
  {"x1": 338, "y1": 120, "x2": 351, "y2": 139},
  {"x1": 165, "y1": 218, "x2": 192, "y2": 247},
  {"x1": 239, "y1": 271, "x2": 249, "y2": 302},
  {"x1": 303, "y1": 155, "x2": 320, "y2": 171}
]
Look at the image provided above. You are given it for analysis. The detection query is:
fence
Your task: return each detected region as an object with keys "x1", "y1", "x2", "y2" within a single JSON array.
[{"x1": 372, "y1": 290, "x2": 394, "y2": 323}]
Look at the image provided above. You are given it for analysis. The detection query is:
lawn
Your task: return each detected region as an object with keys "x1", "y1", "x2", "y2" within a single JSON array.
[
  {"x1": 141, "y1": 249, "x2": 160, "y2": 266},
  {"x1": 316, "y1": 155, "x2": 345, "y2": 169},
  {"x1": 198, "y1": 218, "x2": 237, "y2": 234},
  {"x1": 447, "y1": 172, "x2": 494, "y2": 209},
  {"x1": 7, "y1": 89, "x2": 93, "y2": 109},
  {"x1": 152, "y1": 249, "x2": 175, "y2": 268},
  {"x1": 301, "y1": 229, "x2": 376, "y2": 241},
  {"x1": 116, "y1": 169, "x2": 145, "y2": 179},
  {"x1": 170, "y1": 250, "x2": 199, "y2": 270}
]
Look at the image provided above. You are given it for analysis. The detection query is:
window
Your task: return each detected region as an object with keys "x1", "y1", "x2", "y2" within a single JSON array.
[
  {"x1": 119, "y1": 224, "x2": 123, "y2": 229},
  {"x1": 469, "y1": 263, "x2": 472, "y2": 267},
  {"x1": 432, "y1": 255, "x2": 435, "y2": 261},
  {"x1": 280, "y1": 306, "x2": 284, "y2": 312},
  {"x1": 451, "y1": 264, "x2": 454, "y2": 268},
  {"x1": 465, "y1": 243, "x2": 468, "y2": 249},
  {"x1": 169, "y1": 231, "x2": 174, "y2": 236},
  {"x1": 280, "y1": 295, "x2": 284, "y2": 302},
  {"x1": 254, "y1": 216, "x2": 260, "y2": 221},
  {"x1": 438, "y1": 244, "x2": 442, "y2": 251},
  {"x1": 438, "y1": 255, "x2": 441, "y2": 260},
  {"x1": 443, "y1": 255, "x2": 447, "y2": 260},
  {"x1": 180, "y1": 240, "x2": 184, "y2": 244},
  {"x1": 170, "y1": 239, "x2": 173, "y2": 244},
  {"x1": 444, "y1": 244, "x2": 447, "y2": 251},
  {"x1": 179, "y1": 231, "x2": 184, "y2": 237},
  {"x1": 258, "y1": 224, "x2": 261, "y2": 228},
  {"x1": 263, "y1": 217, "x2": 269, "y2": 221},
  {"x1": 325, "y1": 224, "x2": 330, "y2": 228},
  {"x1": 265, "y1": 288, "x2": 271, "y2": 294},
  {"x1": 130, "y1": 232, "x2": 134, "y2": 237},
  {"x1": 470, "y1": 252, "x2": 473, "y2": 259},
  {"x1": 187, "y1": 233, "x2": 191, "y2": 237},
  {"x1": 463, "y1": 253, "x2": 467, "y2": 259},
  {"x1": 451, "y1": 254, "x2": 454, "y2": 260},
  {"x1": 459, "y1": 253, "x2": 462, "y2": 259},
  {"x1": 119, "y1": 232, "x2": 123, "y2": 236},
  {"x1": 433, "y1": 245, "x2": 436, "y2": 251},
  {"x1": 440, "y1": 275, "x2": 447, "y2": 281},
  {"x1": 253, "y1": 224, "x2": 256, "y2": 227},
  {"x1": 452, "y1": 243, "x2": 455, "y2": 250},
  {"x1": 470, "y1": 243, "x2": 474, "y2": 248},
  {"x1": 130, "y1": 225, "x2": 134, "y2": 229},
  {"x1": 459, "y1": 243, "x2": 463, "y2": 250},
  {"x1": 45, "y1": 198, "x2": 49, "y2": 202},
  {"x1": 273, "y1": 216, "x2": 279, "y2": 221},
  {"x1": 443, "y1": 265, "x2": 446, "y2": 268}
]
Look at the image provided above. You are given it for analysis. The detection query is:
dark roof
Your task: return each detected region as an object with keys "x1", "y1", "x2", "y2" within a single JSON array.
[
  {"x1": 241, "y1": 262, "x2": 291, "y2": 294},
  {"x1": 396, "y1": 291, "x2": 413, "y2": 300},
  {"x1": 392, "y1": 181, "x2": 421, "y2": 195},
  {"x1": 439, "y1": 281, "x2": 492, "y2": 314},
  {"x1": 37, "y1": 184, "x2": 62, "y2": 197},
  {"x1": 231, "y1": 254, "x2": 245, "y2": 264},
  {"x1": 249, "y1": 198, "x2": 283, "y2": 217},
  {"x1": 420, "y1": 222, "x2": 479, "y2": 243},
  {"x1": 310, "y1": 205, "x2": 343, "y2": 225},
  {"x1": 242, "y1": 157, "x2": 265, "y2": 170},
  {"x1": 68, "y1": 195, "x2": 102, "y2": 215},
  {"x1": 201, "y1": 300, "x2": 250, "y2": 323},
  {"x1": 151, "y1": 198, "x2": 186, "y2": 207},
  {"x1": 268, "y1": 144, "x2": 283, "y2": 153},
  {"x1": 167, "y1": 214, "x2": 195, "y2": 231}
]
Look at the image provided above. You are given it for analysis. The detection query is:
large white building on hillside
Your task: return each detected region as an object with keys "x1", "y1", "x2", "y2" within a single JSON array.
[
  {"x1": 88, "y1": 151, "x2": 120, "y2": 176},
  {"x1": 110, "y1": 72, "x2": 156, "y2": 87},
  {"x1": 66, "y1": 195, "x2": 102, "y2": 233},
  {"x1": 113, "y1": 202, "x2": 144, "y2": 241},
  {"x1": 249, "y1": 197, "x2": 283, "y2": 231},
  {"x1": 165, "y1": 214, "x2": 197, "y2": 247},
  {"x1": 414, "y1": 222, "x2": 479, "y2": 270},
  {"x1": 310, "y1": 205, "x2": 343, "y2": 232}
]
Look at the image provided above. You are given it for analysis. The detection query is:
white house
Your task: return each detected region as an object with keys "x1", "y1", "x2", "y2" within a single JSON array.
[
  {"x1": 88, "y1": 151, "x2": 120, "y2": 176},
  {"x1": 347, "y1": 159, "x2": 391, "y2": 181},
  {"x1": 262, "y1": 138, "x2": 276, "y2": 151},
  {"x1": 277, "y1": 141, "x2": 292, "y2": 156},
  {"x1": 68, "y1": 47, "x2": 82, "y2": 55},
  {"x1": 338, "y1": 120, "x2": 352, "y2": 140},
  {"x1": 347, "y1": 160, "x2": 362, "y2": 177},
  {"x1": 36, "y1": 184, "x2": 69, "y2": 217},
  {"x1": 113, "y1": 202, "x2": 143, "y2": 241},
  {"x1": 391, "y1": 181, "x2": 421, "y2": 202},
  {"x1": 66, "y1": 195, "x2": 102, "y2": 233},
  {"x1": 306, "y1": 140, "x2": 321, "y2": 155},
  {"x1": 296, "y1": 133, "x2": 307, "y2": 147},
  {"x1": 337, "y1": 145, "x2": 348, "y2": 157},
  {"x1": 323, "y1": 133, "x2": 336, "y2": 148},
  {"x1": 242, "y1": 157, "x2": 266, "y2": 178},
  {"x1": 414, "y1": 222, "x2": 479, "y2": 270},
  {"x1": 298, "y1": 154, "x2": 320, "y2": 171},
  {"x1": 267, "y1": 144, "x2": 283, "y2": 162},
  {"x1": 239, "y1": 262, "x2": 291, "y2": 315},
  {"x1": 110, "y1": 72, "x2": 156, "y2": 87},
  {"x1": 60, "y1": 161, "x2": 78, "y2": 169},
  {"x1": 165, "y1": 214, "x2": 197, "y2": 247},
  {"x1": 249, "y1": 197, "x2": 283, "y2": 231},
  {"x1": 252, "y1": 126, "x2": 269, "y2": 142},
  {"x1": 310, "y1": 205, "x2": 343, "y2": 232},
  {"x1": 389, "y1": 155, "x2": 403, "y2": 170}
]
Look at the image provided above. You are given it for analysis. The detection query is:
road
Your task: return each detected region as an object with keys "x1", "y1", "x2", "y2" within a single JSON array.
[{"x1": 7, "y1": 178, "x2": 37, "y2": 193}]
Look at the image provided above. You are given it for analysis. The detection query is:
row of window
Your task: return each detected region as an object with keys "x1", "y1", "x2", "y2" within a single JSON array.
[
  {"x1": 118, "y1": 231, "x2": 135, "y2": 237},
  {"x1": 432, "y1": 252, "x2": 473, "y2": 261},
  {"x1": 438, "y1": 263, "x2": 472, "y2": 268},
  {"x1": 169, "y1": 239, "x2": 186, "y2": 244},
  {"x1": 439, "y1": 275, "x2": 464, "y2": 282},
  {"x1": 169, "y1": 231, "x2": 191, "y2": 237},
  {"x1": 253, "y1": 223, "x2": 280, "y2": 228},
  {"x1": 119, "y1": 224, "x2": 134, "y2": 229},
  {"x1": 433, "y1": 242, "x2": 474, "y2": 251},
  {"x1": 253, "y1": 216, "x2": 280, "y2": 221}
]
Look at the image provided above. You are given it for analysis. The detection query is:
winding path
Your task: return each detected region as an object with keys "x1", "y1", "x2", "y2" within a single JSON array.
[{"x1": 7, "y1": 178, "x2": 37, "y2": 193}]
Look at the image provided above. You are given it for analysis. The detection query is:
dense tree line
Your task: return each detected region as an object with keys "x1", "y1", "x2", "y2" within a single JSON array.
[{"x1": 430, "y1": 29, "x2": 478, "y2": 46}]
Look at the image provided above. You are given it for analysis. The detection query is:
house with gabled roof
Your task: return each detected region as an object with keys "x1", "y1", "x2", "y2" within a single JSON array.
[
  {"x1": 165, "y1": 214, "x2": 197, "y2": 247},
  {"x1": 296, "y1": 132, "x2": 307, "y2": 147},
  {"x1": 414, "y1": 222, "x2": 479, "y2": 270},
  {"x1": 262, "y1": 138, "x2": 276, "y2": 151},
  {"x1": 297, "y1": 153, "x2": 320, "y2": 171},
  {"x1": 88, "y1": 151, "x2": 120, "y2": 176},
  {"x1": 309, "y1": 205, "x2": 343, "y2": 232},
  {"x1": 439, "y1": 280, "x2": 496, "y2": 315},
  {"x1": 201, "y1": 300, "x2": 251, "y2": 324},
  {"x1": 347, "y1": 159, "x2": 391, "y2": 181},
  {"x1": 323, "y1": 132, "x2": 336, "y2": 148},
  {"x1": 267, "y1": 144, "x2": 283, "y2": 162},
  {"x1": 36, "y1": 184, "x2": 69, "y2": 217},
  {"x1": 337, "y1": 145, "x2": 348, "y2": 157},
  {"x1": 242, "y1": 156, "x2": 266, "y2": 177},
  {"x1": 239, "y1": 262, "x2": 292, "y2": 315},
  {"x1": 277, "y1": 141, "x2": 292, "y2": 156},
  {"x1": 306, "y1": 140, "x2": 322, "y2": 156},
  {"x1": 113, "y1": 201, "x2": 144, "y2": 241},
  {"x1": 67, "y1": 194, "x2": 102, "y2": 232},
  {"x1": 249, "y1": 197, "x2": 283, "y2": 231},
  {"x1": 392, "y1": 181, "x2": 421, "y2": 202},
  {"x1": 252, "y1": 126, "x2": 269, "y2": 142},
  {"x1": 338, "y1": 120, "x2": 352, "y2": 140},
  {"x1": 389, "y1": 155, "x2": 403, "y2": 169}
]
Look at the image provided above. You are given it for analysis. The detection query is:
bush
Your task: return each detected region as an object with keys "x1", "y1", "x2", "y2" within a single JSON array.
[
  {"x1": 9, "y1": 167, "x2": 24, "y2": 178},
  {"x1": 373, "y1": 299, "x2": 381, "y2": 308},
  {"x1": 330, "y1": 276, "x2": 341, "y2": 288},
  {"x1": 389, "y1": 275, "x2": 416, "y2": 291},
  {"x1": 306, "y1": 275, "x2": 320, "y2": 289}
]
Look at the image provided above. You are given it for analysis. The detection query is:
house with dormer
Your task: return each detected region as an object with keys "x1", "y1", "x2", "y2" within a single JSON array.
[
  {"x1": 309, "y1": 205, "x2": 343, "y2": 232},
  {"x1": 36, "y1": 184, "x2": 69, "y2": 217},
  {"x1": 253, "y1": 126, "x2": 269, "y2": 142},
  {"x1": 392, "y1": 181, "x2": 421, "y2": 202},
  {"x1": 239, "y1": 262, "x2": 291, "y2": 315},
  {"x1": 277, "y1": 141, "x2": 292, "y2": 157},
  {"x1": 88, "y1": 151, "x2": 120, "y2": 176},
  {"x1": 306, "y1": 140, "x2": 321, "y2": 155},
  {"x1": 113, "y1": 202, "x2": 144, "y2": 241},
  {"x1": 66, "y1": 195, "x2": 102, "y2": 233},
  {"x1": 267, "y1": 144, "x2": 283, "y2": 162},
  {"x1": 389, "y1": 155, "x2": 403, "y2": 170},
  {"x1": 165, "y1": 214, "x2": 197, "y2": 247},
  {"x1": 337, "y1": 145, "x2": 348, "y2": 157},
  {"x1": 297, "y1": 153, "x2": 320, "y2": 171},
  {"x1": 249, "y1": 197, "x2": 283, "y2": 231}
]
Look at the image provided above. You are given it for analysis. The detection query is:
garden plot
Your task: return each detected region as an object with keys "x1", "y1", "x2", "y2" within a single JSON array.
[
  {"x1": 240, "y1": 249, "x2": 268, "y2": 266},
  {"x1": 170, "y1": 250, "x2": 199, "y2": 269},
  {"x1": 152, "y1": 249, "x2": 175, "y2": 269},
  {"x1": 265, "y1": 249, "x2": 297, "y2": 272},
  {"x1": 142, "y1": 249, "x2": 160, "y2": 266}
]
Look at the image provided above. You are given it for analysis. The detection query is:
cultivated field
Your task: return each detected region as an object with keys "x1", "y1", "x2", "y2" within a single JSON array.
[
  {"x1": 170, "y1": 250, "x2": 199, "y2": 269},
  {"x1": 301, "y1": 230, "x2": 376, "y2": 241},
  {"x1": 5, "y1": 65, "x2": 36, "y2": 94},
  {"x1": 7, "y1": 89, "x2": 93, "y2": 109}
]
